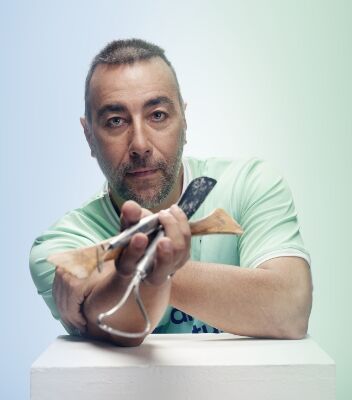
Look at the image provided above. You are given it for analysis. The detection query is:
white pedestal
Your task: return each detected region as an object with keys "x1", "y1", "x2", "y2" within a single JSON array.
[{"x1": 31, "y1": 333, "x2": 335, "y2": 400}]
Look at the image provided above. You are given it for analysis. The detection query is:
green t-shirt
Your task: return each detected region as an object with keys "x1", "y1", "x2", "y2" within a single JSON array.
[{"x1": 29, "y1": 157, "x2": 310, "y2": 335}]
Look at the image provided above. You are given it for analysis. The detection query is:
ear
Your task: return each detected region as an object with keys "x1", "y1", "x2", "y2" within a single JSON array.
[{"x1": 80, "y1": 117, "x2": 96, "y2": 158}]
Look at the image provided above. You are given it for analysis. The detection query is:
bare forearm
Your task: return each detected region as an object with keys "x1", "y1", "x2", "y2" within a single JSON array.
[
  {"x1": 52, "y1": 202, "x2": 191, "y2": 345},
  {"x1": 83, "y1": 261, "x2": 171, "y2": 346},
  {"x1": 170, "y1": 259, "x2": 312, "y2": 339}
]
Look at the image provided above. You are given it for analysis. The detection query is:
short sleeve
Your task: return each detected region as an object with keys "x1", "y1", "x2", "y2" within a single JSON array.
[{"x1": 236, "y1": 159, "x2": 310, "y2": 268}]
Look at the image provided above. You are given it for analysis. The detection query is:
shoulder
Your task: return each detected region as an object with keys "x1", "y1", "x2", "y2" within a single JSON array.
[
  {"x1": 31, "y1": 182, "x2": 119, "y2": 253},
  {"x1": 184, "y1": 156, "x2": 289, "y2": 218},
  {"x1": 184, "y1": 155, "x2": 281, "y2": 188},
  {"x1": 29, "y1": 183, "x2": 119, "y2": 293},
  {"x1": 184, "y1": 156, "x2": 247, "y2": 179}
]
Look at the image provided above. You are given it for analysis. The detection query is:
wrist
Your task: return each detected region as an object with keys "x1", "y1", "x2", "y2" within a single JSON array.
[{"x1": 143, "y1": 272, "x2": 174, "y2": 287}]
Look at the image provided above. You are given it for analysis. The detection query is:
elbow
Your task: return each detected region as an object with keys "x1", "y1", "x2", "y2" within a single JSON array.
[
  {"x1": 275, "y1": 317, "x2": 309, "y2": 340},
  {"x1": 272, "y1": 299, "x2": 311, "y2": 340},
  {"x1": 273, "y1": 273, "x2": 312, "y2": 340}
]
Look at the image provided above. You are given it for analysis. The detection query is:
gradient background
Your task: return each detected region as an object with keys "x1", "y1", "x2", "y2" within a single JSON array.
[{"x1": 1, "y1": 1, "x2": 351, "y2": 398}]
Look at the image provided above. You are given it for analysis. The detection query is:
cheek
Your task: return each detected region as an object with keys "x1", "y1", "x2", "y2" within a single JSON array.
[
  {"x1": 94, "y1": 136, "x2": 128, "y2": 166},
  {"x1": 153, "y1": 125, "x2": 184, "y2": 157},
  {"x1": 153, "y1": 140, "x2": 177, "y2": 161}
]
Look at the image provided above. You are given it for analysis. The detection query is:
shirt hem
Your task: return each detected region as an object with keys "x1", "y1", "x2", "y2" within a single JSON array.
[{"x1": 250, "y1": 248, "x2": 311, "y2": 268}]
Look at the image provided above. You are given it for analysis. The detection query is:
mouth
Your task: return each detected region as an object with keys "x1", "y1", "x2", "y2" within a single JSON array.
[{"x1": 126, "y1": 168, "x2": 159, "y2": 178}]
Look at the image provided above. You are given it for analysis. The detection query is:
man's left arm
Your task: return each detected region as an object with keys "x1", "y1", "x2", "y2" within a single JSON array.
[{"x1": 170, "y1": 256, "x2": 312, "y2": 339}]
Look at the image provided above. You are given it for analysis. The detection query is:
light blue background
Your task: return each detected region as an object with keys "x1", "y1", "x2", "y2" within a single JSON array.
[{"x1": 1, "y1": 1, "x2": 351, "y2": 398}]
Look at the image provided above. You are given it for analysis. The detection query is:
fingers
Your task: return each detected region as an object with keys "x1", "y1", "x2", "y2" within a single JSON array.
[
  {"x1": 116, "y1": 233, "x2": 149, "y2": 276},
  {"x1": 53, "y1": 267, "x2": 88, "y2": 333},
  {"x1": 147, "y1": 205, "x2": 191, "y2": 284},
  {"x1": 117, "y1": 200, "x2": 153, "y2": 276},
  {"x1": 120, "y1": 200, "x2": 152, "y2": 230},
  {"x1": 116, "y1": 203, "x2": 190, "y2": 285},
  {"x1": 146, "y1": 238, "x2": 174, "y2": 286},
  {"x1": 158, "y1": 205, "x2": 191, "y2": 262}
]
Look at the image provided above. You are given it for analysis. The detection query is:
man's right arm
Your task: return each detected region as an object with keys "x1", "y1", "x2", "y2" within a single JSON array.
[
  {"x1": 53, "y1": 259, "x2": 172, "y2": 346},
  {"x1": 51, "y1": 202, "x2": 191, "y2": 346}
]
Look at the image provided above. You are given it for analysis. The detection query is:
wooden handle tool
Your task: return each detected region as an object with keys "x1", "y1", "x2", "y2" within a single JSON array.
[{"x1": 47, "y1": 208, "x2": 243, "y2": 279}]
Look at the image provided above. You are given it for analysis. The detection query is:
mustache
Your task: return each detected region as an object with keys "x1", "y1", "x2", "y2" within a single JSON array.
[{"x1": 120, "y1": 158, "x2": 167, "y2": 175}]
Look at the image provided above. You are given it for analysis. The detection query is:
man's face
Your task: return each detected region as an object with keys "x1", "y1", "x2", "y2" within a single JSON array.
[{"x1": 83, "y1": 58, "x2": 186, "y2": 209}]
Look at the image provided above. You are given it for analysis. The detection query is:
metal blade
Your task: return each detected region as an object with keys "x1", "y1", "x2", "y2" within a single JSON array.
[
  {"x1": 130, "y1": 177, "x2": 217, "y2": 288},
  {"x1": 106, "y1": 176, "x2": 216, "y2": 251},
  {"x1": 177, "y1": 176, "x2": 217, "y2": 219}
]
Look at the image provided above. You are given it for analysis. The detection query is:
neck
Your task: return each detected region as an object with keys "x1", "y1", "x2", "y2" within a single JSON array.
[{"x1": 109, "y1": 165, "x2": 184, "y2": 215}]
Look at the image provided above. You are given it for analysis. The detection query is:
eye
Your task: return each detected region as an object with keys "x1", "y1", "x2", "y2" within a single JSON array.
[
  {"x1": 151, "y1": 111, "x2": 167, "y2": 122},
  {"x1": 106, "y1": 116, "x2": 125, "y2": 128}
]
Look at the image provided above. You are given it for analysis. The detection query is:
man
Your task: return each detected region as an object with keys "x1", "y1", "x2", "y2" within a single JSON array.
[{"x1": 30, "y1": 39, "x2": 312, "y2": 347}]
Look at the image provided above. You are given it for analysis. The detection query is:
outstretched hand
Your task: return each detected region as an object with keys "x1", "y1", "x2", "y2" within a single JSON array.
[
  {"x1": 52, "y1": 200, "x2": 191, "y2": 333},
  {"x1": 116, "y1": 200, "x2": 191, "y2": 285}
]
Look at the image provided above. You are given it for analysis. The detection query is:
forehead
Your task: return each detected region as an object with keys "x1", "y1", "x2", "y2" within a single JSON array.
[{"x1": 89, "y1": 58, "x2": 179, "y2": 111}]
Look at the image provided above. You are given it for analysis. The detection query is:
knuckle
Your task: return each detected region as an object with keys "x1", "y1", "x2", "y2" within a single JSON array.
[
  {"x1": 171, "y1": 205, "x2": 188, "y2": 222},
  {"x1": 65, "y1": 276, "x2": 75, "y2": 289},
  {"x1": 123, "y1": 244, "x2": 144, "y2": 262},
  {"x1": 159, "y1": 210, "x2": 174, "y2": 223},
  {"x1": 176, "y1": 206, "x2": 187, "y2": 219},
  {"x1": 157, "y1": 244, "x2": 172, "y2": 261},
  {"x1": 125, "y1": 199, "x2": 139, "y2": 208},
  {"x1": 117, "y1": 247, "x2": 142, "y2": 275},
  {"x1": 173, "y1": 241, "x2": 186, "y2": 254},
  {"x1": 141, "y1": 207, "x2": 152, "y2": 218},
  {"x1": 183, "y1": 228, "x2": 191, "y2": 241},
  {"x1": 60, "y1": 272, "x2": 70, "y2": 283}
]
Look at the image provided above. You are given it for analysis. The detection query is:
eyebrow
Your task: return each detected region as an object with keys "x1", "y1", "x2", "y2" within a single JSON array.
[
  {"x1": 97, "y1": 104, "x2": 127, "y2": 119},
  {"x1": 97, "y1": 96, "x2": 175, "y2": 119},
  {"x1": 143, "y1": 96, "x2": 175, "y2": 109}
]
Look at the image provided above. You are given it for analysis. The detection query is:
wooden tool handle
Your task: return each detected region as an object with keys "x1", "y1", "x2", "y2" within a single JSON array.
[
  {"x1": 190, "y1": 208, "x2": 243, "y2": 235},
  {"x1": 47, "y1": 208, "x2": 243, "y2": 278}
]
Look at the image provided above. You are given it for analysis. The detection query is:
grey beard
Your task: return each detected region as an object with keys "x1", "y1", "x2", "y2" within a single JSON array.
[
  {"x1": 110, "y1": 157, "x2": 182, "y2": 209},
  {"x1": 95, "y1": 132, "x2": 185, "y2": 209}
]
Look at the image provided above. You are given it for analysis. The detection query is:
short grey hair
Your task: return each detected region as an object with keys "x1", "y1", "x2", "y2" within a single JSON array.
[{"x1": 84, "y1": 38, "x2": 183, "y2": 121}]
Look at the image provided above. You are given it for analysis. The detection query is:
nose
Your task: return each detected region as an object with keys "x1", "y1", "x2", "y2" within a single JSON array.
[{"x1": 129, "y1": 120, "x2": 153, "y2": 159}]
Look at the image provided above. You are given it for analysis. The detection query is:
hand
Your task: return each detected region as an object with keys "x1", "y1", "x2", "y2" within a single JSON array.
[
  {"x1": 53, "y1": 267, "x2": 94, "y2": 333},
  {"x1": 116, "y1": 201, "x2": 191, "y2": 286}
]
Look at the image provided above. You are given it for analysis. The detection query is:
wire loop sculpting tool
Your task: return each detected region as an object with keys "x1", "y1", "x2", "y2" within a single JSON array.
[
  {"x1": 97, "y1": 176, "x2": 217, "y2": 338},
  {"x1": 97, "y1": 229, "x2": 165, "y2": 338}
]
